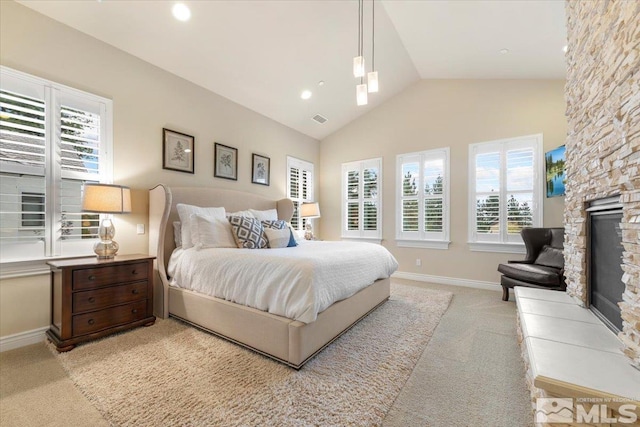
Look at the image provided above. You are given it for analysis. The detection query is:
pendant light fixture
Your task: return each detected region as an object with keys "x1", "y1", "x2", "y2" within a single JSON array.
[
  {"x1": 354, "y1": 0, "x2": 379, "y2": 105},
  {"x1": 367, "y1": 0, "x2": 378, "y2": 93}
]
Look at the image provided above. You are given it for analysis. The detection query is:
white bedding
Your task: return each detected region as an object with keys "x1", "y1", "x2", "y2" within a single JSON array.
[{"x1": 167, "y1": 241, "x2": 398, "y2": 323}]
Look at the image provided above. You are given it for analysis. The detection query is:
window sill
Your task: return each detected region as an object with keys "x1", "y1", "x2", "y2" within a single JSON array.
[
  {"x1": 341, "y1": 237, "x2": 382, "y2": 245},
  {"x1": 396, "y1": 239, "x2": 450, "y2": 250},
  {"x1": 468, "y1": 242, "x2": 525, "y2": 254},
  {"x1": 0, "y1": 254, "x2": 93, "y2": 280}
]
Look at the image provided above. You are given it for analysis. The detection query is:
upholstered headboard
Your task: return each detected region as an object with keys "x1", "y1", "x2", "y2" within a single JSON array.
[{"x1": 148, "y1": 184, "x2": 294, "y2": 317}]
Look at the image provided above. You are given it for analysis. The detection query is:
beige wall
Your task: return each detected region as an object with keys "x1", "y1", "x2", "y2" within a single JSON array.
[
  {"x1": 320, "y1": 79, "x2": 566, "y2": 284},
  {"x1": 0, "y1": 1, "x2": 319, "y2": 338}
]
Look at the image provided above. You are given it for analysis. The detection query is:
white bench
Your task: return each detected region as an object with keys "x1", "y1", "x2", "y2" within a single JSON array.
[{"x1": 515, "y1": 287, "x2": 640, "y2": 422}]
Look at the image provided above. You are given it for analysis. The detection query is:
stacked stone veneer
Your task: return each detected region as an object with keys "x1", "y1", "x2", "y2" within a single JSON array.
[{"x1": 563, "y1": 0, "x2": 640, "y2": 369}]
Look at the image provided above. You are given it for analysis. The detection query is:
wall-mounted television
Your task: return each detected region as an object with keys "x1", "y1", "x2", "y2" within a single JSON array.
[{"x1": 545, "y1": 145, "x2": 566, "y2": 198}]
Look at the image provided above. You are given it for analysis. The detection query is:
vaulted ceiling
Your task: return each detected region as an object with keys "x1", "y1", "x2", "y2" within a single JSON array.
[{"x1": 18, "y1": 0, "x2": 567, "y2": 140}]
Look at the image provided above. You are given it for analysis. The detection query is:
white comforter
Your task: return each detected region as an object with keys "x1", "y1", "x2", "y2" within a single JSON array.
[{"x1": 167, "y1": 241, "x2": 398, "y2": 323}]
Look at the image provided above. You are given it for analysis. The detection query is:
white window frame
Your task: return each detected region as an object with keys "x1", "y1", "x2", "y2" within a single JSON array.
[
  {"x1": 468, "y1": 134, "x2": 543, "y2": 253},
  {"x1": 0, "y1": 66, "x2": 113, "y2": 266},
  {"x1": 341, "y1": 157, "x2": 382, "y2": 243},
  {"x1": 286, "y1": 156, "x2": 314, "y2": 234},
  {"x1": 396, "y1": 148, "x2": 450, "y2": 250}
]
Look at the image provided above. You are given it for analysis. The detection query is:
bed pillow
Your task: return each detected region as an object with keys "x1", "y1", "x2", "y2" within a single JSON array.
[
  {"x1": 261, "y1": 220, "x2": 297, "y2": 248},
  {"x1": 226, "y1": 210, "x2": 255, "y2": 218},
  {"x1": 173, "y1": 221, "x2": 182, "y2": 248},
  {"x1": 285, "y1": 223, "x2": 299, "y2": 247},
  {"x1": 263, "y1": 227, "x2": 291, "y2": 249},
  {"x1": 177, "y1": 204, "x2": 226, "y2": 249},
  {"x1": 190, "y1": 214, "x2": 236, "y2": 249},
  {"x1": 228, "y1": 216, "x2": 267, "y2": 249},
  {"x1": 250, "y1": 208, "x2": 278, "y2": 222}
]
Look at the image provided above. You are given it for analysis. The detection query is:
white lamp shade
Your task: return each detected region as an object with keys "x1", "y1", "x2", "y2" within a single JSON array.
[
  {"x1": 367, "y1": 71, "x2": 379, "y2": 93},
  {"x1": 300, "y1": 202, "x2": 321, "y2": 218},
  {"x1": 82, "y1": 184, "x2": 132, "y2": 213},
  {"x1": 356, "y1": 84, "x2": 368, "y2": 106},
  {"x1": 353, "y1": 56, "x2": 365, "y2": 78}
]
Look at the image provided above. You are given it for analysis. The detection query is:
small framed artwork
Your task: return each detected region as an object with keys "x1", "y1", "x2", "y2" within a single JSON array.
[
  {"x1": 163, "y1": 128, "x2": 194, "y2": 174},
  {"x1": 251, "y1": 154, "x2": 270, "y2": 186},
  {"x1": 545, "y1": 145, "x2": 566, "y2": 197},
  {"x1": 214, "y1": 143, "x2": 238, "y2": 181}
]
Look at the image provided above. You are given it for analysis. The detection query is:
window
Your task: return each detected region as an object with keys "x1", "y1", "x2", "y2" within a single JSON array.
[
  {"x1": 0, "y1": 67, "x2": 112, "y2": 262},
  {"x1": 286, "y1": 156, "x2": 314, "y2": 233},
  {"x1": 341, "y1": 158, "x2": 382, "y2": 242},
  {"x1": 396, "y1": 148, "x2": 450, "y2": 249},
  {"x1": 468, "y1": 134, "x2": 542, "y2": 252}
]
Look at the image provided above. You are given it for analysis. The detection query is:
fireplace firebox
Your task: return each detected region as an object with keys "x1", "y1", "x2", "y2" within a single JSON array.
[{"x1": 586, "y1": 197, "x2": 625, "y2": 333}]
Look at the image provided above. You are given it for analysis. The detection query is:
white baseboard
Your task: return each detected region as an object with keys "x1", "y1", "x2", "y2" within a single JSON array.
[
  {"x1": 0, "y1": 326, "x2": 48, "y2": 352},
  {"x1": 392, "y1": 271, "x2": 509, "y2": 294}
]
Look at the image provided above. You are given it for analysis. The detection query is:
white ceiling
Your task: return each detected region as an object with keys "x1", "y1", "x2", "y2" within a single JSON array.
[{"x1": 17, "y1": 0, "x2": 567, "y2": 140}]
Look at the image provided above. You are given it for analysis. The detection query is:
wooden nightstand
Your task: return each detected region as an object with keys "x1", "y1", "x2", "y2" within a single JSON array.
[{"x1": 46, "y1": 254, "x2": 156, "y2": 352}]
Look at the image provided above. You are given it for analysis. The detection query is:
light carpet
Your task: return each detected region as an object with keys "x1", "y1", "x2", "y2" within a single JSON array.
[{"x1": 49, "y1": 284, "x2": 452, "y2": 426}]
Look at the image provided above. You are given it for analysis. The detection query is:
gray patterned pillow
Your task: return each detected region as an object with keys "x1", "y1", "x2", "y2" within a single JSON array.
[{"x1": 228, "y1": 216, "x2": 267, "y2": 249}]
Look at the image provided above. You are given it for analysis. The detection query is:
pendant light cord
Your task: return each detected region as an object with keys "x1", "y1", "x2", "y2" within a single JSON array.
[{"x1": 372, "y1": 0, "x2": 375, "y2": 72}]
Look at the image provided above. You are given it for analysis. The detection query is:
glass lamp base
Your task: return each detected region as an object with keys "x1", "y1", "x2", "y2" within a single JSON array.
[{"x1": 93, "y1": 240, "x2": 119, "y2": 259}]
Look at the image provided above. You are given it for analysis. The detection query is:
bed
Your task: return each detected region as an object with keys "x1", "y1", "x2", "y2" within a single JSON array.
[{"x1": 149, "y1": 184, "x2": 396, "y2": 368}]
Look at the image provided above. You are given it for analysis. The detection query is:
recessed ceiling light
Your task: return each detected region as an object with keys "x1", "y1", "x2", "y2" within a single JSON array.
[
  {"x1": 172, "y1": 3, "x2": 191, "y2": 22},
  {"x1": 499, "y1": 48, "x2": 509, "y2": 54},
  {"x1": 563, "y1": 45, "x2": 568, "y2": 53},
  {"x1": 318, "y1": 81, "x2": 325, "y2": 87},
  {"x1": 301, "y1": 90, "x2": 312, "y2": 100}
]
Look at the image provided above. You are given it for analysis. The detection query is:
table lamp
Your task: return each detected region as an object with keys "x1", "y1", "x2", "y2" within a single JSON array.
[
  {"x1": 300, "y1": 202, "x2": 321, "y2": 240},
  {"x1": 82, "y1": 183, "x2": 131, "y2": 259}
]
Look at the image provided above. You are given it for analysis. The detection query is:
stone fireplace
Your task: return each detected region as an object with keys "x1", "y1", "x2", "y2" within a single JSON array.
[{"x1": 564, "y1": 0, "x2": 639, "y2": 369}]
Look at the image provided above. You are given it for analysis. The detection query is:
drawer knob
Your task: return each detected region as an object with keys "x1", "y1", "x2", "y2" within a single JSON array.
[
  {"x1": 88, "y1": 297, "x2": 96, "y2": 303},
  {"x1": 131, "y1": 309, "x2": 138, "y2": 314},
  {"x1": 88, "y1": 275, "x2": 96, "y2": 280},
  {"x1": 88, "y1": 319, "x2": 95, "y2": 325},
  {"x1": 132, "y1": 289, "x2": 139, "y2": 295},
  {"x1": 132, "y1": 270, "x2": 138, "y2": 275}
]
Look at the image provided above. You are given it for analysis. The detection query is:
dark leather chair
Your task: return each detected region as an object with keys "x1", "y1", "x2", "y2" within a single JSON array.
[{"x1": 498, "y1": 228, "x2": 566, "y2": 301}]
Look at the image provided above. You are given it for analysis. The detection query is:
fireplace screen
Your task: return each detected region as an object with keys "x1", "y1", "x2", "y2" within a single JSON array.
[{"x1": 588, "y1": 206, "x2": 624, "y2": 333}]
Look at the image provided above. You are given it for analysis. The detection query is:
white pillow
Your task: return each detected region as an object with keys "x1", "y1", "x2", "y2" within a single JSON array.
[
  {"x1": 176, "y1": 203, "x2": 226, "y2": 249},
  {"x1": 190, "y1": 214, "x2": 236, "y2": 249},
  {"x1": 173, "y1": 221, "x2": 182, "y2": 247},
  {"x1": 226, "y1": 210, "x2": 255, "y2": 218},
  {"x1": 264, "y1": 227, "x2": 291, "y2": 249},
  {"x1": 249, "y1": 208, "x2": 278, "y2": 222}
]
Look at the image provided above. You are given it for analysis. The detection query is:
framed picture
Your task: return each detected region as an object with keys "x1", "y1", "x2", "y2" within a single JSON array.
[
  {"x1": 251, "y1": 154, "x2": 270, "y2": 186},
  {"x1": 214, "y1": 143, "x2": 238, "y2": 180},
  {"x1": 163, "y1": 128, "x2": 194, "y2": 174},
  {"x1": 545, "y1": 145, "x2": 566, "y2": 197}
]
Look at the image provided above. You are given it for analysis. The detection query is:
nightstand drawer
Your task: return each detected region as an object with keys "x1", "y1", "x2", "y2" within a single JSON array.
[
  {"x1": 73, "y1": 262, "x2": 148, "y2": 290},
  {"x1": 73, "y1": 300, "x2": 148, "y2": 336},
  {"x1": 73, "y1": 281, "x2": 148, "y2": 313}
]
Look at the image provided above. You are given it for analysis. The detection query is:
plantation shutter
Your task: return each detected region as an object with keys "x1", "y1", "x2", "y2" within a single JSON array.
[
  {"x1": 286, "y1": 156, "x2": 314, "y2": 232},
  {"x1": 59, "y1": 103, "x2": 103, "y2": 243},
  {"x1": 341, "y1": 158, "x2": 381, "y2": 240},
  {"x1": 0, "y1": 83, "x2": 47, "y2": 255},
  {"x1": 396, "y1": 149, "x2": 449, "y2": 245},
  {"x1": 0, "y1": 66, "x2": 112, "y2": 262},
  {"x1": 474, "y1": 147, "x2": 501, "y2": 240},
  {"x1": 469, "y1": 134, "x2": 541, "y2": 247}
]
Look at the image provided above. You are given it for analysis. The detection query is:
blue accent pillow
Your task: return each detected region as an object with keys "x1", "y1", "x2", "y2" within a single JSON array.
[{"x1": 287, "y1": 228, "x2": 298, "y2": 247}]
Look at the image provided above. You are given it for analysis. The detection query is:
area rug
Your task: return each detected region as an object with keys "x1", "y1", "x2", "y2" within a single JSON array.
[{"x1": 49, "y1": 284, "x2": 452, "y2": 426}]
